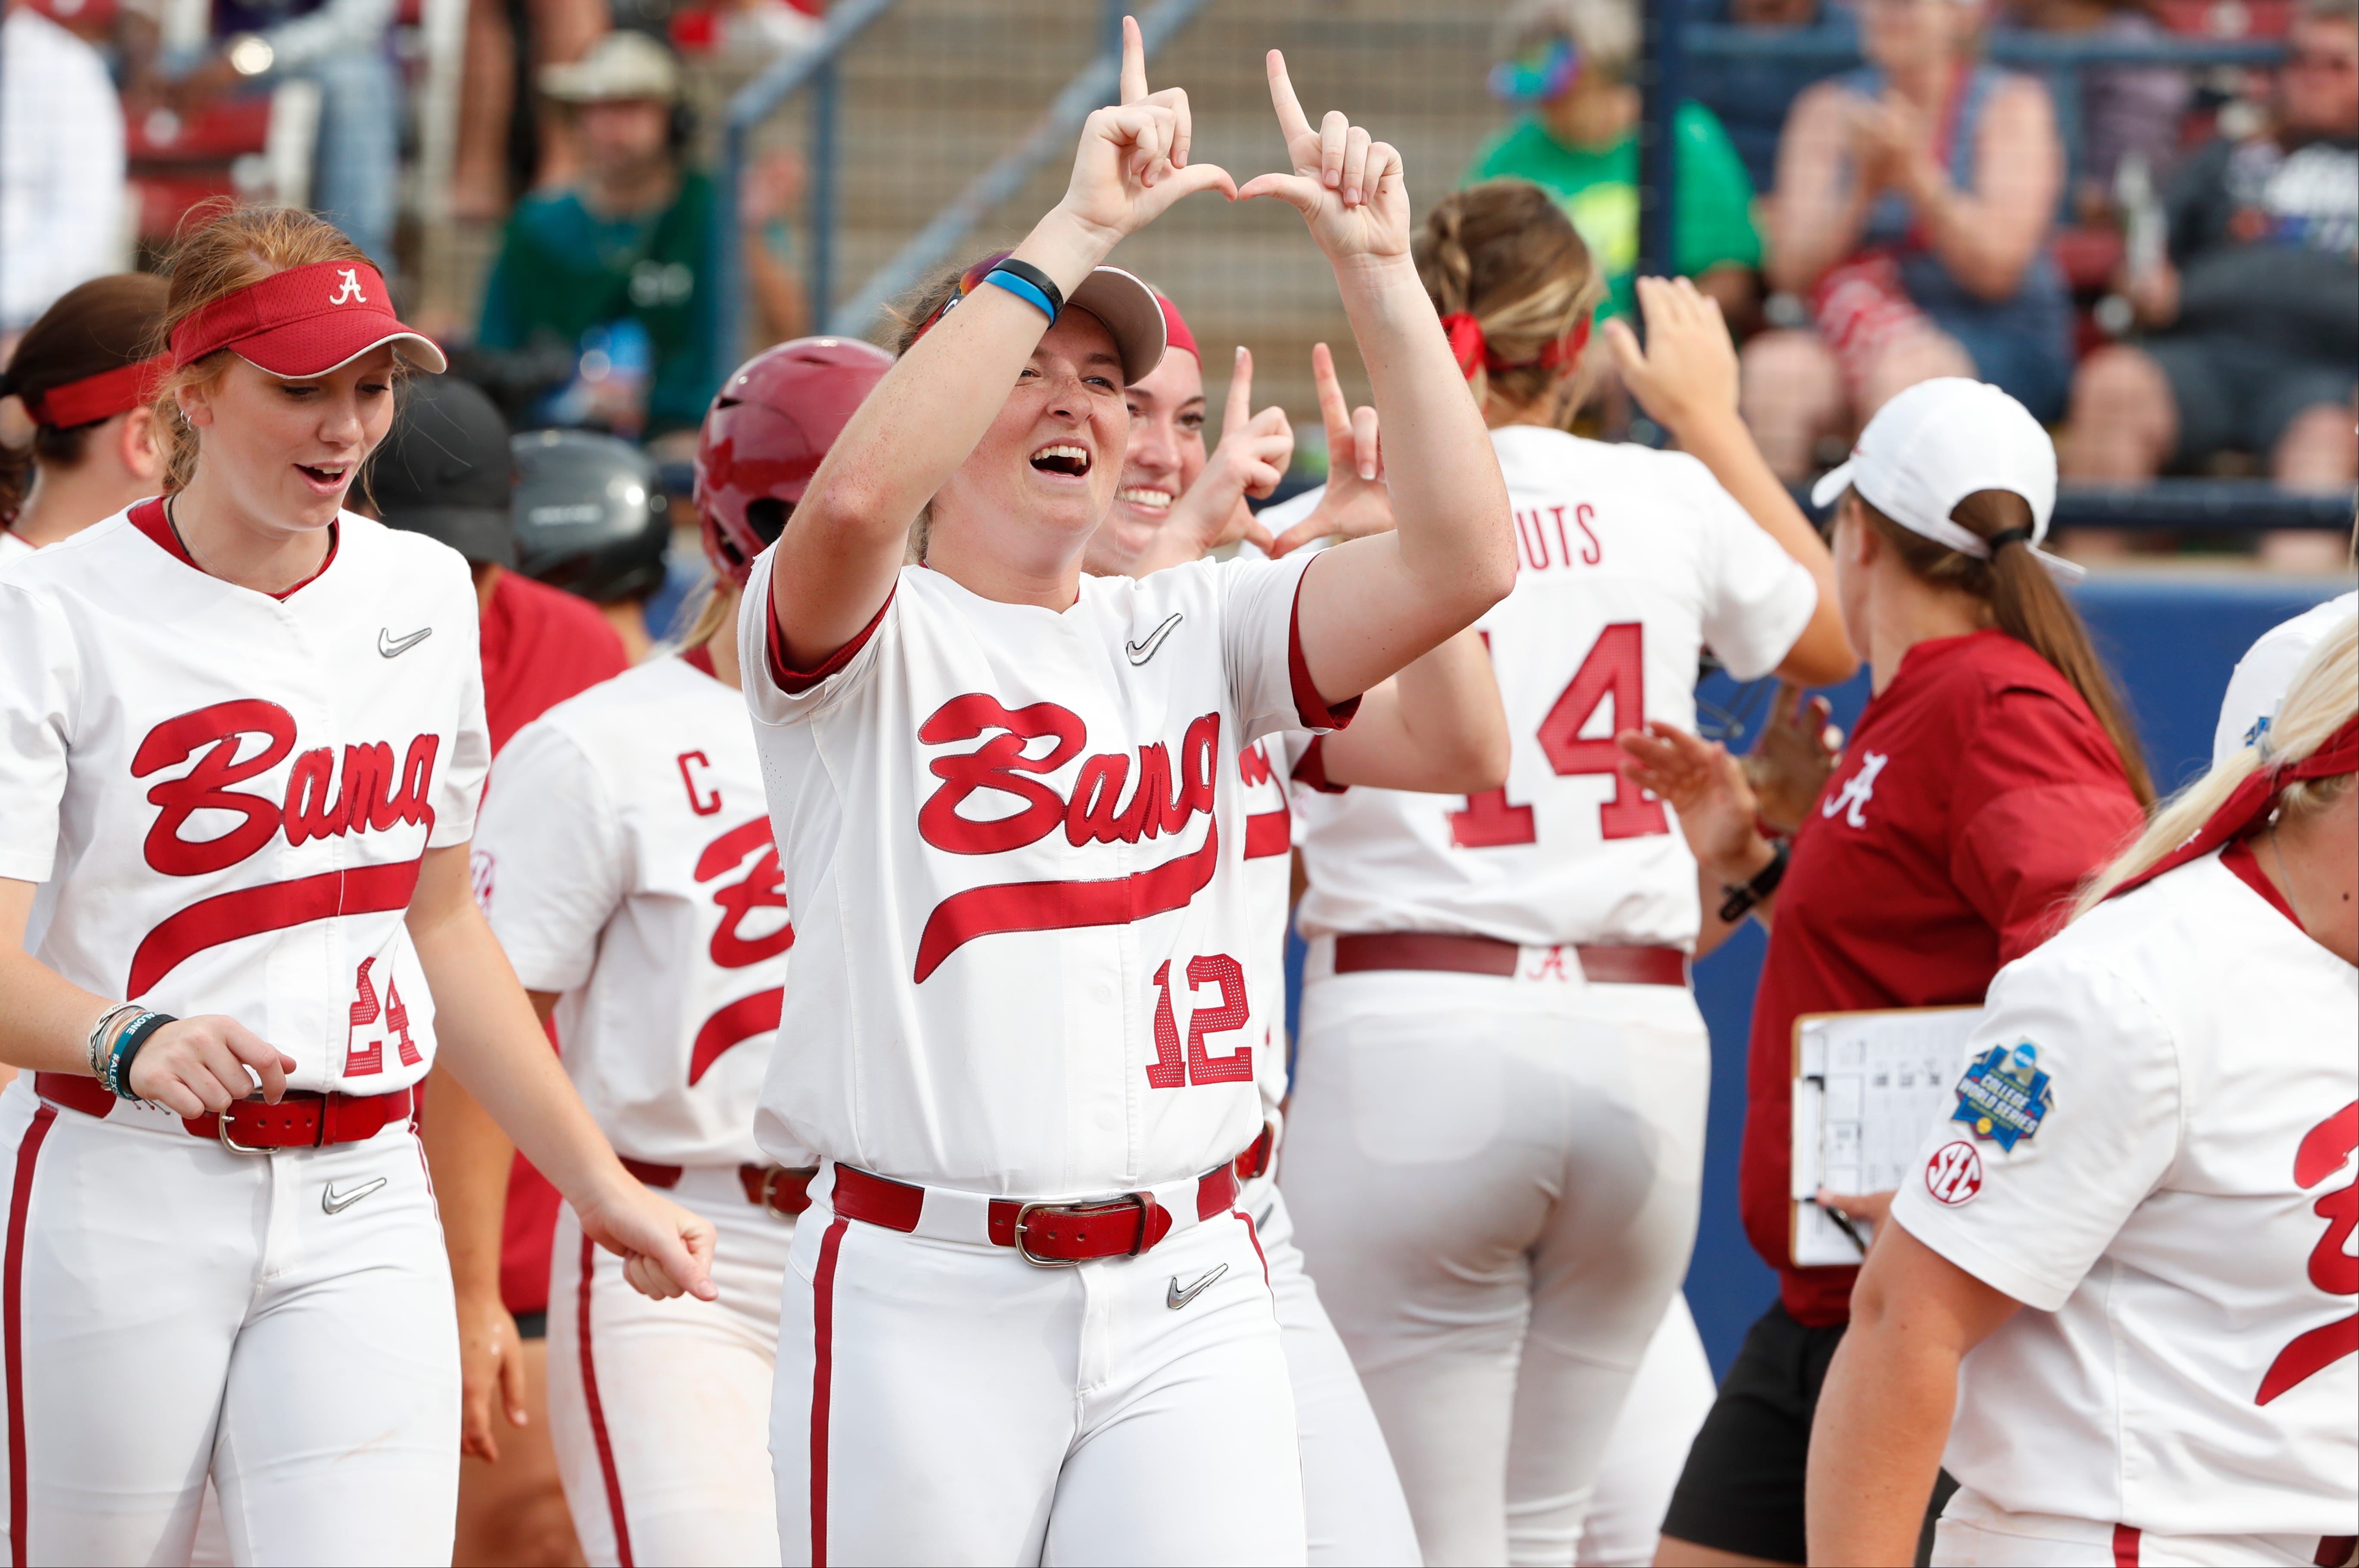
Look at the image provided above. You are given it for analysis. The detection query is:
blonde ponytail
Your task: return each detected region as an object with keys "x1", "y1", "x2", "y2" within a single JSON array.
[{"x1": 2072, "y1": 616, "x2": 2358, "y2": 920}]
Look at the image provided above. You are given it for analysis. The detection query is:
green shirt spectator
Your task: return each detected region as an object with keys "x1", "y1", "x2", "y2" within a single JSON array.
[
  {"x1": 479, "y1": 168, "x2": 719, "y2": 437},
  {"x1": 1468, "y1": 101, "x2": 1761, "y2": 321},
  {"x1": 1473, "y1": 0, "x2": 1763, "y2": 328}
]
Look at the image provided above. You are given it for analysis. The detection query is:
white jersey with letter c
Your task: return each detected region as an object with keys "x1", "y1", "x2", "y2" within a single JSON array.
[{"x1": 473, "y1": 647, "x2": 798, "y2": 1567}]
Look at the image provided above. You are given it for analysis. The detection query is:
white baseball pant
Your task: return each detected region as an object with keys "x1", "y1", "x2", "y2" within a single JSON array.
[
  {"x1": 1242, "y1": 1174, "x2": 1422, "y2": 1568},
  {"x1": 548, "y1": 1171, "x2": 792, "y2": 1567},
  {"x1": 1282, "y1": 964, "x2": 1710, "y2": 1568},
  {"x1": 1576, "y1": 1294, "x2": 1717, "y2": 1568},
  {"x1": 770, "y1": 1166, "x2": 1306, "y2": 1566},
  {"x1": 0, "y1": 1079, "x2": 459, "y2": 1567}
]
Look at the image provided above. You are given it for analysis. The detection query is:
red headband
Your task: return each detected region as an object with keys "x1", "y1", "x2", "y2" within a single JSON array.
[
  {"x1": 19, "y1": 354, "x2": 169, "y2": 428},
  {"x1": 1158, "y1": 294, "x2": 1198, "y2": 362},
  {"x1": 169, "y1": 260, "x2": 447, "y2": 377},
  {"x1": 1441, "y1": 311, "x2": 1590, "y2": 380},
  {"x1": 2109, "y1": 712, "x2": 2359, "y2": 902}
]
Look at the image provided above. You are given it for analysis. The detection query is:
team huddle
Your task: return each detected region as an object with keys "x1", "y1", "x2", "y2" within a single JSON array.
[{"x1": 0, "y1": 18, "x2": 2353, "y2": 1568}]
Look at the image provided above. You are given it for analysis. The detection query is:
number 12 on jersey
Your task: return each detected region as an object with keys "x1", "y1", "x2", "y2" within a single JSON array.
[{"x1": 1451, "y1": 622, "x2": 1668, "y2": 848}]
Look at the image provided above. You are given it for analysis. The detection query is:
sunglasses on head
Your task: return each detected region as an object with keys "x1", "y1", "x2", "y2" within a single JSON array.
[{"x1": 910, "y1": 252, "x2": 1017, "y2": 348}]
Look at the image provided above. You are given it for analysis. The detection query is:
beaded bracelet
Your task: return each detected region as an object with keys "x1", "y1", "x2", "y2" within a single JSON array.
[
  {"x1": 103, "y1": 1011, "x2": 175, "y2": 1102},
  {"x1": 86, "y1": 1002, "x2": 143, "y2": 1081}
]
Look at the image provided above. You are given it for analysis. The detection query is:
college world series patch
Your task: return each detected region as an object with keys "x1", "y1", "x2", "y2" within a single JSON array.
[{"x1": 1950, "y1": 1042, "x2": 2054, "y2": 1152}]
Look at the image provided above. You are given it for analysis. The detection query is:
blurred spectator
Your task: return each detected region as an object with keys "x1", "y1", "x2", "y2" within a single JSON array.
[
  {"x1": 448, "y1": 0, "x2": 606, "y2": 220},
  {"x1": 1742, "y1": 0, "x2": 2071, "y2": 481},
  {"x1": 2062, "y1": 0, "x2": 2357, "y2": 539},
  {"x1": 122, "y1": 0, "x2": 403, "y2": 268},
  {"x1": 0, "y1": 0, "x2": 126, "y2": 345},
  {"x1": 1688, "y1": 0, "x2": 1862, "y2": 194},
  {"x1": 1467, "y1": 0, "x2": 1764, "y2": 325},
  {"x1": 473, "y1": 30, "x2": 806, "y2": 444},
  {"x1": 2005, "y1": 0, "x2": 2192, "y2": 222}
]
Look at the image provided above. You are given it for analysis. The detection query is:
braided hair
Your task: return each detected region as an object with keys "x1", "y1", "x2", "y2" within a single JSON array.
[{"x1": 1413, "y1": 180, "x2": 1603, "y2": 426}]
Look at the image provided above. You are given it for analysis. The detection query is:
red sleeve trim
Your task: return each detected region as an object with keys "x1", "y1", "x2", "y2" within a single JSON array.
[
  {"x1": 768, "y1": 583, "x2": 894, "y2": 696},
  {"x1": 2220, "y1": 836, "x2": 2303, "y2": 930},
  {"x1": 1289, "y1": 735, "x2": 1348, "y2": 795},
  {"x1": 1286, "y1": 563, "x2": 1360, "y2": 731}
]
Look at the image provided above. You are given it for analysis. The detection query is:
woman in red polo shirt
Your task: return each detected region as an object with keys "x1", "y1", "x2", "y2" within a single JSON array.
[{"x1": 1618, "y1": 377, "x2": 2152, "y2": 1568}]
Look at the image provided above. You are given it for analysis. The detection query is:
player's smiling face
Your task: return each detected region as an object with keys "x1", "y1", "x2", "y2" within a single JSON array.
[
  {"x1": 932, "y1": 308, "x2": 1128, "y2": 567},
  {"x1": 182, "y1": 346, "x2": 397, "y2": 533},
  {"x1": 1085, "y1": 347, "x2": 1205, "y2": 576}
]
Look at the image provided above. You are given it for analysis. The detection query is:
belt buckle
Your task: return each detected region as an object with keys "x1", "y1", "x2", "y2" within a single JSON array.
[
  {"x1": 1011, "y1": 1192, "x2": 1149, "y2": 1268},
  {"x1": 216, "y1": 1097, "x2": 271, "y2": 1155},
  {"x1": 759, "y1": 1166, "x2": 817, "y2": 1223}
]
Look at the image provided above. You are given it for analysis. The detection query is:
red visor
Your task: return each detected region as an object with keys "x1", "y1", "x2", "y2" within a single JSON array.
[
  {"x1": 21, "y1": 354, "x2": 169, "y2": 428},
  {"x1": 1158, "y1": 294, "x2": 1198, "y2": 361},
  {"x1": 169, "y1": 260, "x2": 448, "y2": 377}
]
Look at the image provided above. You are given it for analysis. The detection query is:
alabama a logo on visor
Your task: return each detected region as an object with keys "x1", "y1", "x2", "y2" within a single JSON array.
[{"x1": 1950, "y1": 1042, "x2": 2054, "y2": 1152}]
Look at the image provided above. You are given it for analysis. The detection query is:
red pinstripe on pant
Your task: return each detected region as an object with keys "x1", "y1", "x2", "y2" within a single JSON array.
[
  {"x1": 577, "y1": 1233, "x2": 635, "y2": 1567},
  {"x1": 809, "y1": 1215, "x2": 848, "y2": 1568},
  {"x1": 5, "y1": 1105, "x2": 57, "y2": 1568}
]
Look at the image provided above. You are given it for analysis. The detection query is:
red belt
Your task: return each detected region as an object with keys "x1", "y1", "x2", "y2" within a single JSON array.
[
  {"x1": 34, "y1": 1071, "x2": 415, "y2": 1150},
  {"x1": 1234, "y1": 1122, "x2": 1276, "y2": 1182},
  {"x1": 1333, "y1": 932, "x2": 1689, "y2": 987},
  {"x1": 830, "y1": 1161, "x2": 1240, "y2": 1265},
  {"x1": 621, "y1": 1155, "x2": 817, "y2": 1219}
]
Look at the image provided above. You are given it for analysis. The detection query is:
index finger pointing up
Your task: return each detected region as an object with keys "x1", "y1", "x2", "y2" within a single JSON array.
[
  {"x1": 1311, "y1": 342, "x2": 1352, "y2": 445},
  {"x1": 1224, "y1": 346, "x2": 1255, "y2": 438},
  {"x1": 1120, "y1": 15, "x2": 1148, "y2": 104},
  {"x1": 1265, "y1": 50, "x2": 1314, "y2": 152}
]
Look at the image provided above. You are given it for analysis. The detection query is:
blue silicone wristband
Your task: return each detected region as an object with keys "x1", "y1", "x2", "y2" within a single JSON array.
[{"x1": 983, "y1": 269, "x2": 1058, "y2": 324}]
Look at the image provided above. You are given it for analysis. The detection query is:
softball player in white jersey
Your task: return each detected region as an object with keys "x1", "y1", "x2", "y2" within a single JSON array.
[
  {"x1": 0, "y1": 207, "x2": 711, "y2": 1568},
  {"x1": 472, "y1": 338, "x2": 891, "y2": 1568},
  {"x1": 1090, "y1": 290, "x2": 1520, "y2": 1568},
  {"x1": 1811, "y1": 621, "x2": 2358, "y2": 1568},
  {"x1": 742, "y1": 29, "x2": 1514, "y2": 1564},
  {"x1": 1270, "y1": 184, "x2": 1859, "y2": 1567}
]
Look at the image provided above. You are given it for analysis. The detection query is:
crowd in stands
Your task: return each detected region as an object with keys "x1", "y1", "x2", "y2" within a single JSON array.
[{"x1": 3, "y1": 0, "x2": 2354, "y2": 564}]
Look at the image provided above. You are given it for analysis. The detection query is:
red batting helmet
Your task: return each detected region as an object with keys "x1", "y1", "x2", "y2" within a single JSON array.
[{"x1": 694, "y1": 336, "x2": 893, "y2": 587}]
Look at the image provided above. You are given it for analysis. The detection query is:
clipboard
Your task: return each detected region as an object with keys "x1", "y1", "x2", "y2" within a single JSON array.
[{"x1": 1790, "y1": 1006, "x2": 1981, "y2": 1266}]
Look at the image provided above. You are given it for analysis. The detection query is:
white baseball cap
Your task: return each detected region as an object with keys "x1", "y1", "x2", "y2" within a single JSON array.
[{"x1": 1811, "y1": 377, "x2": 2084, "y2": 583}]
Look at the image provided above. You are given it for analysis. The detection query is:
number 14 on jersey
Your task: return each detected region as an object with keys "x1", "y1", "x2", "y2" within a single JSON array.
[{"x1": 1451, "y1": 622, "x2": 1669, "y2": 848}]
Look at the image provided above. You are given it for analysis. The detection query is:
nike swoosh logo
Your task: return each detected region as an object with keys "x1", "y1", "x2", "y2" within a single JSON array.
[
  {"x1": 1125, "y1": 613, "x2": 1183, "y2": 666},
  {"x1": 378, "y1": 626, "x2": 432, "y2": 658},
  {"x1": 322, "y1": 1177, "x2": 388, "y2": 1214},
  {"x1": 1167, "y1": 1262, "x2": 1228, "y2": 1310}
]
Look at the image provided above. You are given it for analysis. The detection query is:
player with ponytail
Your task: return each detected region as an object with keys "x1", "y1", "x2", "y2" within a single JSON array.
[
  {"x1": 0, "y1": 275, "x2": 170, "y2": 557},
  {"x1": 1265, "y1": 175, "x2": 1856, "y2": 1564}
]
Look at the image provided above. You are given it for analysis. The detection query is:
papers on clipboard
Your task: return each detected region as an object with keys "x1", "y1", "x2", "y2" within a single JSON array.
[{"x1": 1790, "y1": 1007, "x2": 1981, "y2": 1266}]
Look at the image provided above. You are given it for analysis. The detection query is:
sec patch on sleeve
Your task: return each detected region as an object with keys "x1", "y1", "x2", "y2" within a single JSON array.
[
  {"x1": 1924, "y1": 1140, "x2": 1986, "y2": 1206},
  {"x1": 1951, "y1": 1042, "x2": 2054, "y2": 1151}
]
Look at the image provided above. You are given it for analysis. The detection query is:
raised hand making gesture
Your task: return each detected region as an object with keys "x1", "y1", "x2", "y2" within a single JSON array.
[
  {"x1": 1270, "y1": 341, "x2": 1393, "y2": 556},
  {"x1": 1239, "y1": 51, "x2": 1411, "y2": 266},
  {"x1": 1048, "y1": 17, "x2": 1238, "y2": 263},
  {"x1": 1149, "y1": 346, "x2": 1289, "y2": 562}
]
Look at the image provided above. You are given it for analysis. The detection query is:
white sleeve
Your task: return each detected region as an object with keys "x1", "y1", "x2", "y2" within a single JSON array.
[
  {"x1": 472, "y1": 722, "x2": 626, "y2": 994},
  {"x1": 1889, "y1": 946, "x2": 2182, "y2": 1312},
  {"x1": 1684, "y1": 457, "x2": 1819, "y2": 683},
  {"x1": 738, "y1": 547, "x2": 897, "y2": 728},
  {"x1": 1216, "y1": 549, "x2": 1345, "y2": 745},
  {"x1": 427, "y1": 561, "x2": 491, "y2": 846},
  {"x1": 0, "y1": 584, "x2": 77, "y2": 883}
]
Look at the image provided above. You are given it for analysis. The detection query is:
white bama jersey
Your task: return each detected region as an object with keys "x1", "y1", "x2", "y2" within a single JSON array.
[
  {"x1": 2212, "y1": 593, "x2": 2356, "y2": 767},
  {"x1": 0, "y1": 530, "x2": 34, "y2": 570},
  {"x1": 1892, "y1": 847, "x2": 2359, "y2": 1538},
  {"x1": 0, "y1": 503, "x2": 489, "y2": 1092},
  {"x1": 474, "y1": 650, "x2": 795, "y2": 1169},
  {"x1": 737, "y1": 550, "x2": 1337, "y2": 1194},
  {"x1": 1271, "y1": 426, "x2": 1816, "y2": 950},
  {"x1": 1237, "y1": 733, "x2": 1296, "y2": 1115}
]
